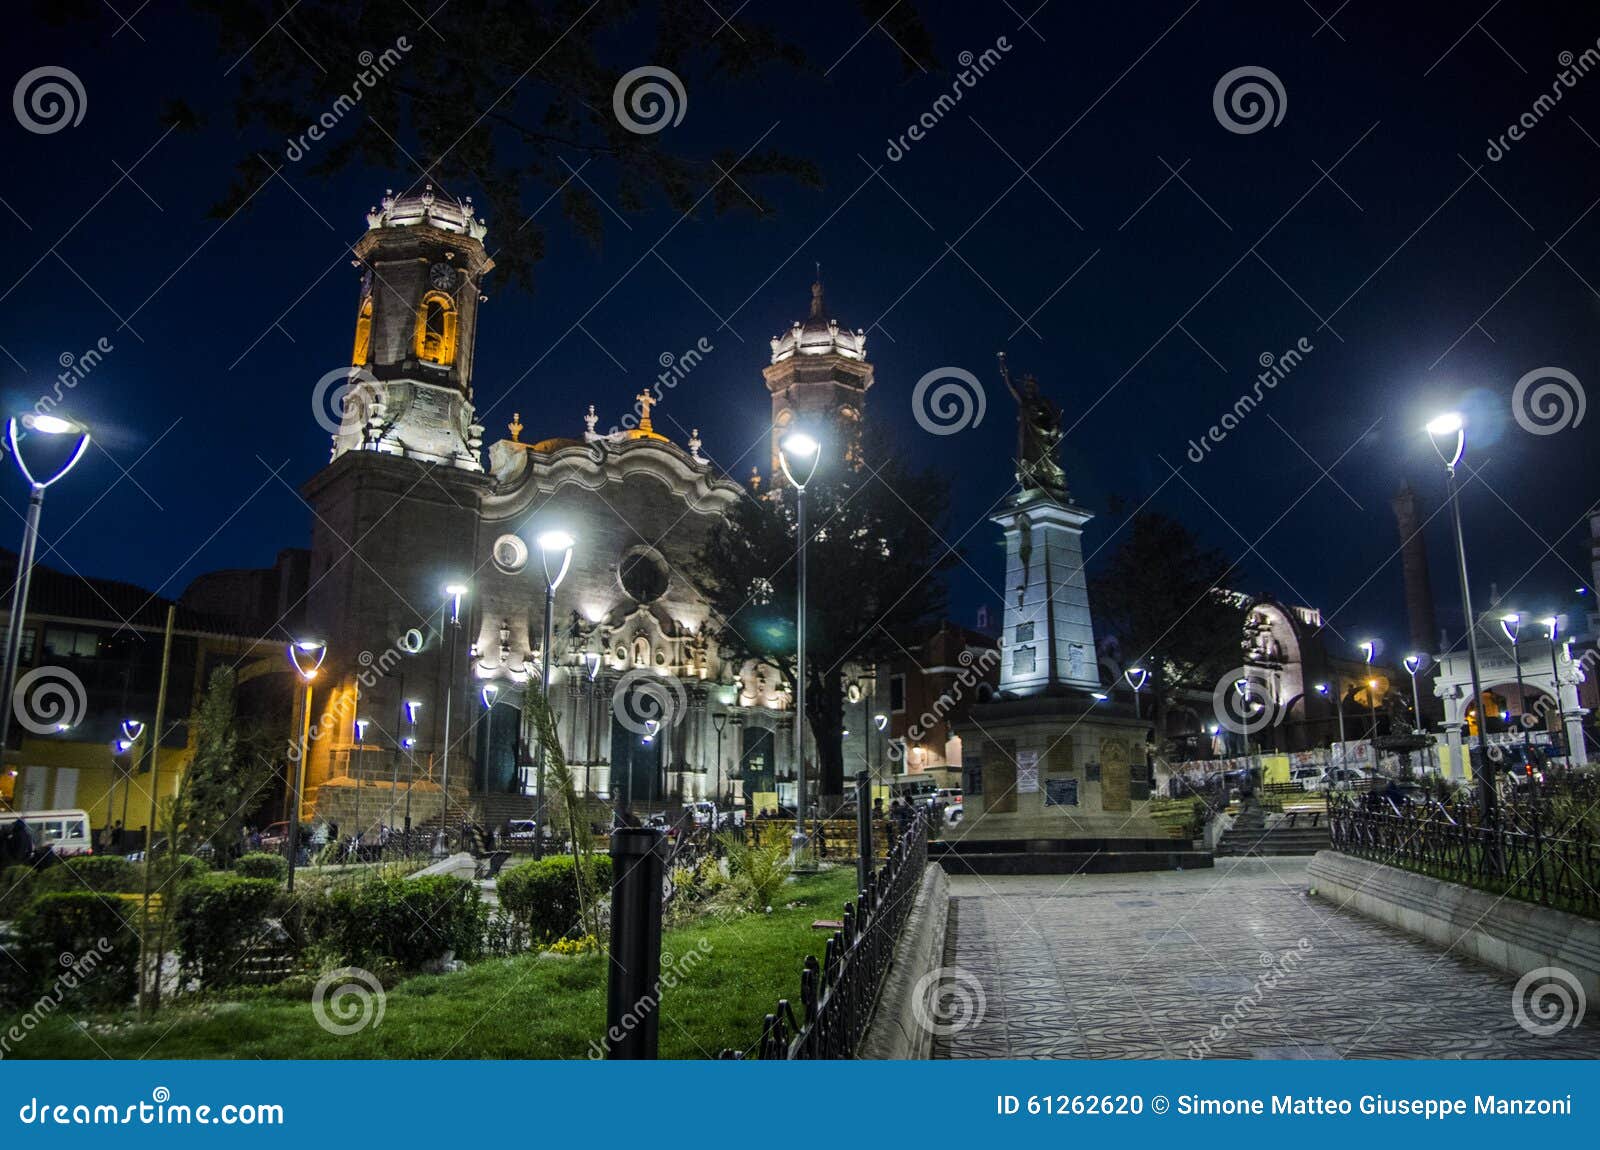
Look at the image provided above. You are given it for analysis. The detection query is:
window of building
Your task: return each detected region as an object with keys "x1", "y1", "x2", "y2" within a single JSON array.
[
  {"x1": 43, "y1": 628, "x2": 99, "y2": 659},
  {"x1": 414, "y1": 291, "x2": 458, "y2": 365},
  {"x1": 352, "y1": 296, "x2": 373, "y2": 366},
  {"x1": 1015, "y1": 621, "x2": 1033, "y2": 644},
  {"x1": 0, "y1": 628, "x2": 36, "y2": 665},
  {"x1": 889, "y1": 673, "x2": 906, "y2": 713}
]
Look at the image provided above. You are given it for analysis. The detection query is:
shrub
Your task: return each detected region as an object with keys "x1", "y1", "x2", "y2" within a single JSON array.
[
  {"x1": 7, "y1": 892, "x2": 139, "y2": 1009},
  {"x1": 232, "y1": 853, "x2": 289, "y2": 883},
  {"x1": 721, "y1": 834, "x2": 792, "y2": 911},
  {"x1": 173, "y1": 874, "x2": 284, "y2": 989},
  {"x1": 0, "y1": 865, "x2": 39, "y2": 920},
  {"x1": 36, "y1": 855, "x2": 139, "y2": 894},
  {"x1": 496, "y1": 855, "x2": 611, "y2": 943},
  {"x1": 305, "y1": 876, "x2": 484, "y2": 968}
]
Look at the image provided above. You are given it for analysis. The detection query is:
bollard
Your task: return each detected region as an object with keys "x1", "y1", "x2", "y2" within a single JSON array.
[
  {"x1": 606, "y1": 827, "x2": 667, "y2": 1059},
  {"x1": 854, "y1": 770, "x2": 873, "y2": 894}
]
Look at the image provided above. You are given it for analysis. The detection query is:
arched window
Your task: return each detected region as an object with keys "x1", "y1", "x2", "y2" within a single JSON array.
[
  {"x1": 414, "y1": 291, "x2": 458, "y2": 365},
  {"x1": 352, "y1": 296, "x2": 373, "y2": 366}
]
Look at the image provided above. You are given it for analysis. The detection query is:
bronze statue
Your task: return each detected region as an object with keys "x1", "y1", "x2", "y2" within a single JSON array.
[{"x1": 998, "y1": 352, "x2": 1068, "y2": 495}]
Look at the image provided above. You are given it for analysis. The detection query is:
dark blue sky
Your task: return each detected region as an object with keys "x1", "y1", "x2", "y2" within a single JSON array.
[{"x1": 4, "y1": 1, "x2": 1597, "y2": 660}]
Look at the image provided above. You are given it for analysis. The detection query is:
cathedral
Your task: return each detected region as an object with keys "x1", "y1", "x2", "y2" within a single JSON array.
[{"x1": 296, "y1": 186, "x2": 874, "y2": 830}]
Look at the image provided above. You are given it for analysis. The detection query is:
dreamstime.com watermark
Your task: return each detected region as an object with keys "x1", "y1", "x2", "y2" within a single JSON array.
[
  {"x1": 611, "y1": 668, "x2": 689, "y2": 738},
  {"x1": 1213, "y1": 66, "x2": 1286, "y2": 135},
  {"x1": 11, "y1": 665, "x2": 87, "y2": 736},
  {"x1": 613, "y1": 65, "x2": 686, "y2": 135},
  {"x1": 1186, "y1": 939, "x2": 1313, "y2": 1058},
  {"x1": 1511, "y1": 366, "x2": 1586, "y2": 436},
  {"x1": 0, "y1": 939, "x2": 113, "y2": 1059},
  {"x1": 1511, "y1": 966, "x2": 1586, "y2": 1037},
  {"x1": 1185, "y1": 337, "x2": 1313, "y2": 463},
  {"x1": 1485, "y1": 42, "x2": 1600, "y2": 162},
  {"x1": 587, "y1": 937, "x2": 713, "y2": 1057},
  {"x1": 599, "y1": 337, "x2": 714, "y2": 438},
  {"x1": 16, "y1": 1088, "x2": 283, "y2": 1126},
  {"x1": 888, "y1": 647, "x2": 999, "y2": 763},
  {"x1": 911, "y1": 965, "x2": 987, "y2": 1037},
  {"x1": 13, "y1": 65, "x2": 85, "y2": 134},
  {"x1": 910, "y1": 366, "x2": 986, "y2": 436},
  {"x1": 311, "y1": 967, "x2": 386, "y2": 1036},
  {"x1": 284, "y1": 39, "x2": 412, "y2": 162},
  {"x1": 884, "y1": 37, "x2": 1013, "y2": 162}
]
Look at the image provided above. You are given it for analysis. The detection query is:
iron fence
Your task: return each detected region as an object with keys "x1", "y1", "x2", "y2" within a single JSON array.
[
  {"x1": 1327, "y1": 788, "x2": 1600, "y2": 919},
  {"x1": 721, "y1": 809, "x2": 931, "y2": 1059}
]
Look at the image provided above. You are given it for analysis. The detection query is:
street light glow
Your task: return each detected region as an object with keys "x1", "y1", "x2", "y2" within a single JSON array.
[
  {"x1": 1500, "y1": 613, "x2": 1520, "y2": 643},
  {"x1": 778, "y1": 429, "x2": 823, "y2": 490},
  {"x1": 537, "y1": 530, "x2": 575, "y2": 553},
  {"x1": 27, "y1": 414, "x2": 76, "y2": 435},
  {"x1": 1424, "y1": 412, "x2": 1463, "y2": 436}
]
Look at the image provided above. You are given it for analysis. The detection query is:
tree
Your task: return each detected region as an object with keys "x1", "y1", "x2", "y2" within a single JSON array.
[
  {"x1": 169, "y1": 666, "x2": 276, "y2": 856},
  {"x1": 169, "y1": 1, "x2": 933, "y2": 288},
  {"x1": 1087, "y1": 509, "x2": 1245, "y2": 752},
  {"x1": 700, "y1": 422, "x2": 957, "y2": 800}
]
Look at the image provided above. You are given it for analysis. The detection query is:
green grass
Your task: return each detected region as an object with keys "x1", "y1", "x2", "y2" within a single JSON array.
[{"x1": 13, "y1": 867, "x2": 860, "y2": 1060}]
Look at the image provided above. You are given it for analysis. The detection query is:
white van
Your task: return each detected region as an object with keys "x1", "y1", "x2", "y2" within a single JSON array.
[{"x1": 12, "y1": 809, "x2": 94, "y2": 857}]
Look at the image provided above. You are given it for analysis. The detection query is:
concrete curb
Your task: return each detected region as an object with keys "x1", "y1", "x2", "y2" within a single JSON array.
[
  {"x1": 1308, "y1": 849, "x2": 1600, "y2": 1005},
  {"x1": 858, "y1": 864, "x2": 950, "y2": 1060}
]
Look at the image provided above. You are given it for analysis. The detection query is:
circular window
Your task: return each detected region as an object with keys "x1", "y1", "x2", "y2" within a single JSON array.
[
  {"x1": 618, "y1": 547, "x2": 670, "y2": 603},
  {"x1": 492, "y1": 533, "x2": 528, "y2": 574}
]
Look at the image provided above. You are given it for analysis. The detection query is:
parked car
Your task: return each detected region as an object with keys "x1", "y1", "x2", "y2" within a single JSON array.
[
  {"x1": 1289, "y1": 765, "x2": 1324, "y2": 790},
  {"x1": 945, "y1": 796, "x2": 964, "y2": 825},
  {"x1": 1321, "y1": 766, "x2": 1371, "y2": 789},
  {"x1": 259, "y1": 821, "x2": 291, "y2": 852},
  {"x1": 506, "y1": 819, "x2": 540, "y2": 843}
]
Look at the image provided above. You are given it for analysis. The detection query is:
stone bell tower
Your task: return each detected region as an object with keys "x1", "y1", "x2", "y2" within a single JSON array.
[
  {"x1": 334, "y1": 185, "x2": 493, "y2": 471},
  {"x1": 763, "y1": 278, "x2": 873, "y2": 480}
]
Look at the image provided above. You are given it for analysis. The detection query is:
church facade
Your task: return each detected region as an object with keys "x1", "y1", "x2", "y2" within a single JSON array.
[{"x1": 295, "y1": 187, "x2": 872, "y2": 831}]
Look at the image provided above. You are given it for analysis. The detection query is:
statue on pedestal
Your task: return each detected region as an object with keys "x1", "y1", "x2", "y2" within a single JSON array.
[{"x1": 998, "y1": 353, "x2": 1068, "y2": 496}]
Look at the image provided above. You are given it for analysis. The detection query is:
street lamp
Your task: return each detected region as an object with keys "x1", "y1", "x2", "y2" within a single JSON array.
[
  {"x1": 1500, "y1": 613, "x2": 1531, "y2": 756},
  {"x1": 402, "y1": 699, "x2": 421, "y2": 833},
  {"x1": 779, "y1": 429, "x2": 821, "y2": 860},
  {"x1": 480, "y1": 682, "x2": 500, "y2": 794},
  {"x1": 535, "y1": 531, "x2": 575, "y2": 859},
  {"x1": 1403, "y1": 654, "x2": 1434, "y2": 775},
  {"x1": 872, "y1": 713, "x2": 888, "y2": 787},
  {"x1": 1233, "y1": 677, "x2": 1253, "y2": 762},
  {"x1": 0, "y1": 413, "x2": 91, "y2": 760},
  {"x1": 286, "y1": 638, "x2": 326, "y2": 892},
  {"x1": 437, "y1": 582, "x2": 469, "y2": 855},
  {"x1": 712, "y1": 711, "x2": 728, "y2": 810},
  {"x1": 1315, "y1": 682, "x2": 1349, "y2": 772},
  {"x1": 1124, "y1": 666, "x2": 1148, "y2": 719},
  {"x1": 1541, "y1": 616, "x2": 1569, "y2": 767},
  {"x1": 1426, "y1": 410, "x2": 1495, "y2": 820},
  {"x1": 1365, "y1": 678, "x2": 1381, "y2": 774}
]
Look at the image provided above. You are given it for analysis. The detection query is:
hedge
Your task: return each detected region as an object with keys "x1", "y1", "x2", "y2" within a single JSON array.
[
  {"x1": 36, "y1": 855, "x2": 140, "y2": 894},
  {"x1": 306, "y1": 876, "x2": 483, "y2": 968},
  {"x1": 496, "y1": 855, "x2": 611, "y2": 942},
  {"x1": 0, "y1": 865, "x2": 39, "y2": 920},
  {"x1": 173, "y1": 874, "x2": 283, "y2": 989},
  {"x1": 232, "y1": 853, "x2": 289, "y2": 883},
  {"x1": 4, "y1": 892, "x2": 139, "y2": 1010}
]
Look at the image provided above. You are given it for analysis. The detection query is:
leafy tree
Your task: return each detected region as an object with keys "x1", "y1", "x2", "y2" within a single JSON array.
[
  {"x1": 170, "y1": 1, "x2": 933, "y2": 288},
  {"x1": 700, "y1": 422, "x2": 957, "y2": 799},
  {"x1": 1087, "y1": 509, "x2": 1244, "y2": 751},
  {"x1": 169, "y1": 666, "x2": 277, "y2": 856}
]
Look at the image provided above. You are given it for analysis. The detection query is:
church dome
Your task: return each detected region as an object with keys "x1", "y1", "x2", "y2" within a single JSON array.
[
  {"x1": 769, "y1": 280, "x2": 867, "y2": 364},
  {"x1": 366, "y1": 183, "x2": 487, "y2": 240}
]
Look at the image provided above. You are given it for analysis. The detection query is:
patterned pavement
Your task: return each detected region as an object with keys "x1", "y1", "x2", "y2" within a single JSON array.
[{"x1": 934, "y1": 858, "x2": 1600, "y2": 1060}]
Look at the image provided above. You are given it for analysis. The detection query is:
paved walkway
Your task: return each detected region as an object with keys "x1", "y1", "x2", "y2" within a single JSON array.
[{"x1": 935, "y1": 859, "x2": 1600, "y2": 1059}]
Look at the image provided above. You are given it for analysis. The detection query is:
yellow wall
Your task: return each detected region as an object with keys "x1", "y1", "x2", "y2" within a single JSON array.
[
  {"x1": 11, "y1": 740, "x2": 186, "y2": 832},
  {"x1": 1260, "y1": 753, "x2": 1290, "y2": 785}
]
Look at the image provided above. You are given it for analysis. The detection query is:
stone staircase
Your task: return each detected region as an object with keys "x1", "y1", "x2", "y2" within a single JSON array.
[{"x1": 1212, "y1": 806, "x2": 1330, "y2": 857}]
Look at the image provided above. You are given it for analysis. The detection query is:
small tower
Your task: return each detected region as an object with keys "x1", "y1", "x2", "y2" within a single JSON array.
[
  {"x1": 335, "y1": 185, "x2": 493, "y2": 471},
  {"x1": 763, "y1": 277, "x2": 872, "y2": 480}
]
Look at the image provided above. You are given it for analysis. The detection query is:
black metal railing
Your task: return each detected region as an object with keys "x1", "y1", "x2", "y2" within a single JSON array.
[
  {"x1": 721, "y1": 809, "x2": 931, "y2": 1059},
  {"x1": 1327, "y1": 789, "x2": 1600, "y2": 919}
]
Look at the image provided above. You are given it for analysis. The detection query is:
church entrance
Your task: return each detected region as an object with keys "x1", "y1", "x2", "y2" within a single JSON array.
[
  {"x1": 476, "y1": 702, "x2": 522, "y2": 793},
  {"x1": 610, "y1": 719, "x2": 663, "y2": 810},
  {"x1": 738, "y1": 725, "x2": 775, "y2": 807}
]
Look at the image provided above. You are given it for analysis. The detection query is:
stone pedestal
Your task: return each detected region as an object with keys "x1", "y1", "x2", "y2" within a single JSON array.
[{"x1": 992, "y1": 493, "x2": 1100, "y2": 695}]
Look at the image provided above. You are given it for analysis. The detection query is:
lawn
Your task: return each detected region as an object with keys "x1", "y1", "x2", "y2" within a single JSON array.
[{"x1": 14, "y1": 867, "x2": 860, "y2": 1060}]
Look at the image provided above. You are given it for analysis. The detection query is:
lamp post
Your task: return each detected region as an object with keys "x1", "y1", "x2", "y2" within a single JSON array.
[
  {"x1": 712, "y1": 711, "x2": 727, "y2": 810},
  {"x1": 0, "y1": 414, "x2": 90, "y2": 760},
  {"x1": 872, "y1": 713, "x2": 888, "y2": 792},
  {"x1": 110, "y1": 718, "x2": 143, "y2": 840},
  {"x1": 1427, "y1": 411, "x2": 1495, "y2": 820},
  {"x1": 779, "y1": 430, "x2": 821, "y2": 862},
  {"x1": 1233, "y1": 678, "x2": 1252, "y2": 763},
  {"x1": 403, "y1": 699, "x2": 420, "y2": 836},
  {"x1": 354, "y1": 717, "x2": 370, "y2": 848},
  {"x1": 1125, "y1": 666, "x2": 1149, "y2": 785},
  {"x1": 535, "y1": 532, "x2": 574, "y2": 859},
  {"x1": 480, "y1": 682, "x2": 500, "y2": 795},
  {"x1": 1314, "y1": 683, "x2": 1349, "y2": 774},
  {"x1": 1500, "y1": 614, "x2": 1531, "y2": 757},
  {"x1": 1541, "y1": 616, "x2": 1568, "y2": 767},
  {"x1": 437, "y1": 583, "x2": 468, "y2": 855},
  {"x1": 1403, "y1": 655, "x2": 1434, "y2": 775},
  {"x1": 286, "y1": 639, "x2": 326, "y2": 893}
]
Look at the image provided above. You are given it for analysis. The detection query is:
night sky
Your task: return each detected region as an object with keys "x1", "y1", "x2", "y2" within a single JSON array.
[{"x1": 5, "y1": 1, "x2": 1598, "y2": 662}]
